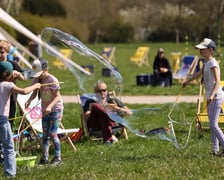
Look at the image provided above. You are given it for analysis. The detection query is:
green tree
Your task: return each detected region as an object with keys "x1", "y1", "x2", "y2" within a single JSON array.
[{"x1": 22, "y1": 0, "x2": 66, "y2": 16}]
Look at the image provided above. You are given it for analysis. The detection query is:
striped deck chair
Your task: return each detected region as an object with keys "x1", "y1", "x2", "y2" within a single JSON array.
[
  {"x1": 130, "y1": 46, "x2": 150, "y2": 66},
  {"x1": 53, "y1": 49, "x2": 73, "y2": 69},
  {"x1": 196, "y1": 81, "x2": 224, "y2": 130},
  {"x1": 173, "y1": 55, "x2": 200, "y2": 82},
  {"x1": 17, "y1": 93, "x2": 81, "y2": 152},
  {"x1": 101, "y1": 46, "x2": 116, "y2": 66},
  {"x1": 77, "y1": 93, "x2": 128, "y2": 141}
]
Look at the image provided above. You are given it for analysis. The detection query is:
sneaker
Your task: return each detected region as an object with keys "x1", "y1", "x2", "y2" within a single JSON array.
[
  {"x1": 111, "y1": 135, "x2": 119, "y2": 143},
  {"x1": 0, "y1": 156, "x2": 4, "y2": 165},
  {"x1": 105, "y1": 140, "x2": 113, "y2": 145},
  {"x1": 211, "y1": 151, "x2": 219, "y2": 156},
  {"x1": 5, "y1": 175, "x2": 16, "y2": 178},
  {"x1": 218, "y1": 151, "x2": 224, "y2": 158},
  {"x1": 105, "y1": 138, "x2": 119, "y2": 145},
  {"x1": 38, "y1": 158, "x2": 48, "y2": 166},
  {"x1": 50, "y1": 157, "x2": 62, "y2": 166}
]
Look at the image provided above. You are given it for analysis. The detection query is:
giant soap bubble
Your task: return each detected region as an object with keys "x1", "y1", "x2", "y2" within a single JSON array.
[
  {"x1": 41, "y1": 27, "x2": 122, "y2": 96},
  {"x1": 41, "y1": 28, "x2": 193, "y2": 149}
]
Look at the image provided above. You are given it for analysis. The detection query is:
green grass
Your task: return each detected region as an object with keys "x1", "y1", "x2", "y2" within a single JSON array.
[
  {"x1": 3, "y1": 102, "x2": 224, "y2": 180},
  {"x1": 17, "y1": 42, "x2": 224, "y2": 96}
]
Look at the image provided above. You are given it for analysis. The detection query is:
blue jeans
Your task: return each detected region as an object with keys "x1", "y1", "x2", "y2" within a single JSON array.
[
  {"x1": 41, "y1": 111, "x2": 63, "y2": 160},
  {"x1": 0, "y1": 116, "x2": 16, "y2": 177}
]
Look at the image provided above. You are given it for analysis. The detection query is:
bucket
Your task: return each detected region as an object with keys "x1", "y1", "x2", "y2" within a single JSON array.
[{"x1": 16, "y1": 156, "x2": 37, "y2": 168}]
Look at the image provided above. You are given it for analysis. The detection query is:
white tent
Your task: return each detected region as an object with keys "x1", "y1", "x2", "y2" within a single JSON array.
[{"x1": 0, "y1": 8, "x2": 90, "y2": 75}]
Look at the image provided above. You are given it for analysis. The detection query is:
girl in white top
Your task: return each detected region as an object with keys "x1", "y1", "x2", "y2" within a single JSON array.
[
  {"x1": 182, "y1": 38, "x2": 224, "y2": 156},
  {"x1": 0, "y1": 61, "x2": 40, "y2": 178}
]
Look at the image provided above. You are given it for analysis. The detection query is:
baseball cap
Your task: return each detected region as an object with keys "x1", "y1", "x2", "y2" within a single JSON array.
[
  {"x1": 158, "y1": 48, "x2": 164, "y2": 53},
  {"x1": 195, "y1": 38, "x2": 216, "y2": 51},
  {"x1": 0, "y1": 61, "x2": 13, "y2": 76},
  {"x1": 30, "y1": 58, "x2": 48, "y2": 78}
]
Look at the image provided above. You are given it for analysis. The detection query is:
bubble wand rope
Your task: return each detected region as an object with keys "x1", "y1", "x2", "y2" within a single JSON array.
[
  {"x1": 196, "y1": 84, "x2": 203, "y2": 130},
  {"x1": 41, "y1": 82, "x2": 64, "y2": 86},
  {"x1": 167, "y1": 88, "x2": 193, "y2": 149}
]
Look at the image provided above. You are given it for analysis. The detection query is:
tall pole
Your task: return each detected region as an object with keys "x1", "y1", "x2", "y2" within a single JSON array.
[{"x1": 216, "y1": 0, "x2": 224, "y2": 40}]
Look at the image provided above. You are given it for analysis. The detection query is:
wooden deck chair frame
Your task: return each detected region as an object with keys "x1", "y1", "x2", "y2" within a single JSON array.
[
  {"x1": 173, "y1": 55, "x2": 199, "y2": 83},
  {"x1": 130, "y1": 46, "x2": 150, "y2": 66},
  {"x1": 101, "y1": 46, "x2": 116, "y2": 66},
  {"x1": 196, "y1": 81, "x2": 224, "y2": 131},
  {"x1": 53, "y1": 49, "x2": 73, "y2": 69},
  {"x1": 77, "y1": 92, "x2": 128, "y2": 141},
  {"x1": 16, "y1": 93, "x2": 80, "y2": 152},
  {"x1": 170, "y1": 52, "x2": 182, "y2": 74}
]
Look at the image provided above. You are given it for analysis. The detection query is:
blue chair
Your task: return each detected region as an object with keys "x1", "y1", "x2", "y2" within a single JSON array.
[{"x1": 173, "y1": 55, "x2": 199, "y2": 81}]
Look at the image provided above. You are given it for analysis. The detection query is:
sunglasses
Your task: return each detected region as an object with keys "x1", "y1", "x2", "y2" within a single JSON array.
[{"x1": 96, "y1": 89, "x2": 107, "y2": 93}]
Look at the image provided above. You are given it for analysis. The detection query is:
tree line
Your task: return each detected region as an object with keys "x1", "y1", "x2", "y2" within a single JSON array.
[{"x1": 0, "y1": 0, "x2": 223, "y2": 44}]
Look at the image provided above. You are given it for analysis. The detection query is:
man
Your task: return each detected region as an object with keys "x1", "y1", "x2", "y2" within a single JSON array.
[{"x1": 83, "y1": 81, "x2": 132, "y2": 144}]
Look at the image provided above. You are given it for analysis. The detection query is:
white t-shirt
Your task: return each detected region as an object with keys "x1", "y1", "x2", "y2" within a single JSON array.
[
  {"x1": 203, "y1": 58, "x2": 224, "y2": 100},
  {"x1": 0, "y1": 81, "x2": 15, "y2": 117}
]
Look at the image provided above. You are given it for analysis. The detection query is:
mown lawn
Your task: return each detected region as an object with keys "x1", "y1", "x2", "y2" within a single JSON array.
[
  {"x1": 1, "y1": 102, "x2": 224, "y2": 180},
  {"x1": 17, "y1": 42, "x2": 224, "y2": 96}
]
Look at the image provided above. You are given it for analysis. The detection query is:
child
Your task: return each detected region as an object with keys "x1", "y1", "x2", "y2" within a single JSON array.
[
  {"x1": 25, "y1": 58, "x2": 64, "y2": 166},
  {"x1": 182, "y1": 38, "x2": 224, "y2": 156},
  {"x1": 0, "y1": 40, "x2": 25, "y2": 130},
  {"x1": 0, "y1": 61, "x2": 40, "y2": 178},
  {"x1": 0, "y1": 40, "x2": 25, "y2": 166}
]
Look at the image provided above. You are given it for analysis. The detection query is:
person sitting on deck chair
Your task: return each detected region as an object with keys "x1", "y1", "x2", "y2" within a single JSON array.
[
  {"x1": 153, "y1": 48, "x2": 172, "y2": 87},
  {"x1": 83, "y1": 81, "x2": 132, "y2": 144}
]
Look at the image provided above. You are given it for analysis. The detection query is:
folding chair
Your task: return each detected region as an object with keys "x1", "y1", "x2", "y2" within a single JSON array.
[
  {"x1": 16, "y1": 93, "x2": 80, "y2": 152},
  {"x1": 130, "y1": 46, "x2": 150, "y2": 66},
  {"x1": 77, "y1": 93, "x2": 128, "y2": 141},
  {"x1": 53, "y1": 49, "x2": 73, "y2": 69},
  {"x1": 170, "y1": 52, "x2": 182, "y2": 74},
  {"x1": 101, "y1": 46, "x2": 116, "y2": 66},
  {"x1": 173, "y1": 55, "x2": 199, "y2": 82},
  {"x1": 196, "y1": 81, "x2": 224, "y2": 130}
]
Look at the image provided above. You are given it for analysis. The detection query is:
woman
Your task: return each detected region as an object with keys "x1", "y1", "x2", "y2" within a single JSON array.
[{"x1": 153, "y1": 48, "x2": 172, "y2": 87}]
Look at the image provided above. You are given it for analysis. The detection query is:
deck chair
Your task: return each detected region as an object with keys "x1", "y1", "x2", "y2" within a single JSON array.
[
  {"x1": 130, "y1": 46, "x2": 150, "y2": 66},
  {"x1": 196, "y1": 81, "x2": 224, "y2": 130},
  {"x1": 16, "y1": 93, "x2": 80, "y2": 152},
  {"x1": 77, "y1": 93, "x2": 128, "y2": 141},
  {"x1": 53, "y1": 49, "x2": 73, "y2": 69},
  {"x1": 170, "y1": 52, "x2": 182, "y2": 74},
  {"x1": 101, "y1": 46, "x2": 116, "y2": 66},
  {"x1": 173, "y1": 55, "x2": 199, "y2": 82}
]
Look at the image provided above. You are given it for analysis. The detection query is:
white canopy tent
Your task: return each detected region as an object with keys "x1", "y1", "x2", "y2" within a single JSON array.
[{"x1": 0, "y1": 8, "x2": 90, "y2": 75}]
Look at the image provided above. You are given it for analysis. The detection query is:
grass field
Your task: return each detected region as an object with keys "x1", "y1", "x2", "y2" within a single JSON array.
[
  {"x1": 4, "y1": 102, "x2": 224, "y2": 180},
  {"x1": 2, "y1": 42, "x2": 224, "y2": 179},
  {"x1": 17, "y1": 41, "x2": 224, "y2": 96}
]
